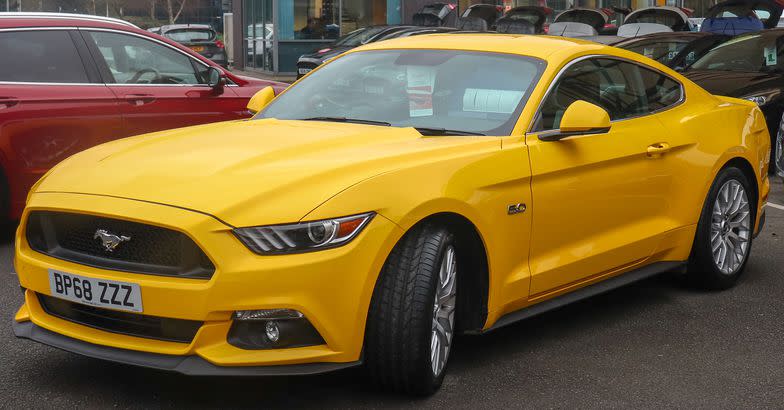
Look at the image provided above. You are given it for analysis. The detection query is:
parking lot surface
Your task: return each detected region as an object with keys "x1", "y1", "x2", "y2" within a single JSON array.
[{"x1": 2, "y1": 180, "x2": 783, "y2": 409}]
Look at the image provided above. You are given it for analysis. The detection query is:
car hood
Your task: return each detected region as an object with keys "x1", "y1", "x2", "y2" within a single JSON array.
[
  {"x1": 683, "y1": 69, "x2": 782, "y2": 97},
  {"x1": 300, "y1": 46, "x2": 352, "y2": 63},
  {"x1": 36, "y1": 119, "x2": 498, "y2": 227}
]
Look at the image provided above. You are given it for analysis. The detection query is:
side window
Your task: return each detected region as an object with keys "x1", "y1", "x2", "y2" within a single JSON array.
[
  {"x1": 639, "y1": 67, "x2": 682, "y2": 111},
  {"x1": 87, "y1": 31, "x2": 204, "y2": 85},
  {"x1": 537, "y1": 58, "x2": 681, "y2": 130},
  {"x1": 0, "y1": 30, "x2": 89, "y2": 83}
]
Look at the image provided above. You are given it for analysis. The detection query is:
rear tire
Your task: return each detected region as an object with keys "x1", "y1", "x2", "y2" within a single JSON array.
[
  {"x1": 686, "y1": 167, "x2": 755, "y2": 290},
  {"x1": 364, "y1": 224, "x2": 457, "y2": 396}
]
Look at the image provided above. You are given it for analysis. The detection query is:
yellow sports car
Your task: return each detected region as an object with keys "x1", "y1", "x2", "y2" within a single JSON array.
[{"x1": 13, "y1": 34, "x2": 770, "y2": 395}]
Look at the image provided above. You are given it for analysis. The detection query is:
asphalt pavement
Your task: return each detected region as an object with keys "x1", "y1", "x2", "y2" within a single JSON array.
[{"x1": 2, "y1": 180, "x2": 784, "y2": 409}]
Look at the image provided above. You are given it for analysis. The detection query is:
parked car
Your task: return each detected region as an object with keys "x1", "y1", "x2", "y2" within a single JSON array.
[
  {"x1": 14, "y1": 33, "x2": 769, "y2": 396},
  {"x1": 496, "y1": 5, "x2": 552, "y2": 34},
  {"x1": 618, "y1": 6, "x2": 696, "y2": 35},
  {"x1": 0, "y1": 12, "x2": 287, "y2": 219},
  {"x1": 246, "y1": 22, "x2": 274, "y2": 69},
  {"x1": 700, "y1": 0, "x2": 782, "y2": 35},
  {"x1": 155, "y1": 24, "x2": 227, "y2": 67},
  {"x1": 411, "y1": 2, "x2": 456, "y2": 26},
  {"x1": 613, "y1": 32, "x2": 731, "y2": 70},
  {"x1": 579, "y1": 6, "x2": 696, "y2": 44},
  {"x1": 296, "y1": 25, "x2": 418, "y2": 78},
  {"x1": 374, "y1": 26, "x2": 458, "y2": 41},
  {"x1": 684, "y1": 29, "x2": 784, "y2": 176},
  {"x1": 550, "y1": 7, "x2": 616, "y2": 36},
  {"x1": 455, "y1": 3, "x2": 503, "y2": 31}
]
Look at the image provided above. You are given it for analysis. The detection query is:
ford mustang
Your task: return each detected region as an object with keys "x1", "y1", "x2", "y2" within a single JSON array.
[{"x1": 13, "y1": 34, "x2": 770, "y2": 395}]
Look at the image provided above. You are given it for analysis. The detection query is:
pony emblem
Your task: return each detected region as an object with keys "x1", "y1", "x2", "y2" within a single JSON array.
[{"x1": 93, "y1": 229, "x2": 131, "y2": 252}]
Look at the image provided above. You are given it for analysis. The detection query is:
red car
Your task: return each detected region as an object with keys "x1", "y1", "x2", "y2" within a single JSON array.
[{"x1": 0, "y1": 13, "x2": 287, "y2": 219}]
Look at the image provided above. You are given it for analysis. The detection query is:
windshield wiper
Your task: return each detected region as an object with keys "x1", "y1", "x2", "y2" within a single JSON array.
[
  {"x1": 414, "y1": 127, "x2": 486, "y2": 136},
  {"x1": 300, "y1": 117, "x2": 391, "y2": 126}
]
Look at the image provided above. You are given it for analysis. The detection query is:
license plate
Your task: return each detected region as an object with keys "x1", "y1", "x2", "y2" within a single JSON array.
[
  {"x1": 48, "y1": 269, "x2": 143, "y2": 312},
  {"x1": 298, "y1": 67, "x2": 312, "y2": 75},
  {"x1": 190, "y1": 46, "x2": 205, "y2": 52}
]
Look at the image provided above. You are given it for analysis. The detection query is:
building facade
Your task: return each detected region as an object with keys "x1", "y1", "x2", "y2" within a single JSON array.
[{"x1": 230, "y1": 0, "x2": 727, "y2": 75}]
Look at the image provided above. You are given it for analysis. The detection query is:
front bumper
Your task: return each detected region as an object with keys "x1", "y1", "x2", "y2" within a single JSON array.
[
  {"x1": 14, "y1": 192, "x2": 401, "y2": 371},
  {"x1": 12, "y1": 320, "x2": 359, "y2": 376}
]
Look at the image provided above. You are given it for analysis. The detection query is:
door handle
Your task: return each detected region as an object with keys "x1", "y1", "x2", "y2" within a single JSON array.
[
  {"x1": 646, "y1": 142, "x2": 671, "y2": 158},
  {"x1": 124, "y1": 94, "x2": 156, "y2": 106},
  {"x1": 0, "y1": 97, "x2": 19, "y2": 109}
]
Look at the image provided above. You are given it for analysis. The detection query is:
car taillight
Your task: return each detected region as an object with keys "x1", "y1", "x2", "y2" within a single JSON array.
[{"x1": 216, "y1": 40, "x2": 225, "y2": 49}]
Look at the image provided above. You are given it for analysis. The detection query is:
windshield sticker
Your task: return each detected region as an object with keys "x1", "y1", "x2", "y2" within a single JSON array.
[
  {"x1": 765, "y1": 45, "x2": 777, "y2": 66},
  {"x1": 407, "y1": 67, "x2": 435, "y2": 117},
  {"x1": 643, "y1": 47, "x2": 655, "y2": 59},
  {"x1": 463, "y1": 89, "x2": 524, "y2": 114},
  {"x1": 667, "y1": 43, "x2": 678, "y2": 60}
]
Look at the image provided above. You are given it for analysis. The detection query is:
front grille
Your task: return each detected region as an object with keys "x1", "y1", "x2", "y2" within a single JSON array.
[
  {"x1": 26, "y1": 211, "x2": 215, "y2": 279},
  {"x1": 38, "y1": 293, "x2": 202, "y2": 343}
]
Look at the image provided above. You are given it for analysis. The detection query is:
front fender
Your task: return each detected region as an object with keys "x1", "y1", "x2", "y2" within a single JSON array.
[{"x1": 303, "y1": 139, "x2": 533, "y2": 329}]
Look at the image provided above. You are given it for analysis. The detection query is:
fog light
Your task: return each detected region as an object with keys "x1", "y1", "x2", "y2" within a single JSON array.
[
  {"x1": 228, "y1": 309, "x2": 325, "y2": 350},
  {"x1": 265, "y1": 320, "x2": 280, "y2": 343}
]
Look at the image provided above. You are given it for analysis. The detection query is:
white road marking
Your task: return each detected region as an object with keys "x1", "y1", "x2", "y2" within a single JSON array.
[{"x1": 767, "y1": 202, "x2": 784, "y2": 211}]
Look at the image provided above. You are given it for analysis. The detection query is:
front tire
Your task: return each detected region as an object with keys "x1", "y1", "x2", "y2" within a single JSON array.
[
  {"x1": 364, "y1": 224, "x2": 457, "y2": 395},
  {"x1": 686, "y1": 167, "x2": 755, "y2": 290}
]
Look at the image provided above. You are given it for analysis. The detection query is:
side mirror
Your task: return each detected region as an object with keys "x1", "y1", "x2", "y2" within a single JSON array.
[
  {"x1": 247, "y1": 86, "x2": 275, "y2": 114},
  {"x1": 538, "y1": 100, "x2": 611, "y2": 142},
  {"x1": 207, "y1": 67, "x2": 225, "y2": 95}
]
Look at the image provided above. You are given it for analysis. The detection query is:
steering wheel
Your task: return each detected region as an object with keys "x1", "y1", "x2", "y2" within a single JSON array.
[
  {"x1": 127, "y1": 68, "x2": 161, "y2": 84},
  {"x1": 158, "y1": 75, "x2": 187, "y2": 85}
]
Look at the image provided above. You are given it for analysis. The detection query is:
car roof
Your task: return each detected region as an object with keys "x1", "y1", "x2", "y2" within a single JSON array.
[
  {"x1": 613, "y1": 31, "x2": 718, "y2": 45},
  {"x1": 0, "y1": 12, "x2": 139, "y2": 29},
  {"x1": 356, "y1": 33, "x2": 605, "y2": 59}
]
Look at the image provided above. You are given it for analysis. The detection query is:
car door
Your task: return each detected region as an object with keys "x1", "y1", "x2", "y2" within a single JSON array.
[
  {"x1": 0, "y1": 28, "x2": 121, "y2": 218},
  {"x1": 80, "y1": 29, "x2": 248, "y2": 138},
  {"x1": 525, "y1": 56, "x2": 685, "y2": 296}
]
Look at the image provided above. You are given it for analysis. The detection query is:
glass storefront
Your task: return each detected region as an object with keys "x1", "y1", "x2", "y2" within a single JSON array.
[
  {"x1": 244, "y1": 0, "x2": 275, "y2": 71},
  {"x1": 242, "y1": 0, "x2": 395, "y2": 73},
  {"x1": 237, "y1": 0, "x2": 755, "y2": 74}
]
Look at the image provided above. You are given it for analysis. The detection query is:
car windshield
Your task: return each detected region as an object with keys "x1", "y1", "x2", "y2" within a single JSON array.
[
  {"x1": 259, "y1": 50, "x2": 545, "y2": 135},
  {"x1": 619, "y1": 40, "x2": 690, "y2": 64},
  {"x1": 690, "y1": 34, "x2": 783, "y2": 72},
  {"x1": 165, "y1": 29, "x2": 216, "y2": 42},
  {"x1": 334, "y1": 27, "x2": 389, "y2": 47}
]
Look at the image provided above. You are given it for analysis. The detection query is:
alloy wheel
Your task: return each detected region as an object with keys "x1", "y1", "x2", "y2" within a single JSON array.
[
  {"x1": 710, "y1": 179, "x2": 752, "y2": 275},
  {"x1": 430, "y1": 245, "x2": 457, "y2": 377}
]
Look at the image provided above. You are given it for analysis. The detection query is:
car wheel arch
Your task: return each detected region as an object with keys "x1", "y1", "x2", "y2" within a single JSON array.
[
  {"x1": 721, "y1": 157, "x2": 760, "y2": 210},
  {"x1": 365, "y1": 211, "x2": 491, "y2": 338},
  {"x1": 695, "y1": 156, "x2": 760, "y2": 229}
]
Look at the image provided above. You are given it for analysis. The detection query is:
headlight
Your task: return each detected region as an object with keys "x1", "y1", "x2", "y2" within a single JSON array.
[
  {"x1": 233, "y1": 212, "x2": 374, "y2": 254},
  {"x1": 743, "y1": 96, "x2": 768, "y2": 105},
  {"x1": 741, "y1": 90, "x2": 780, "y2": 106}
]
